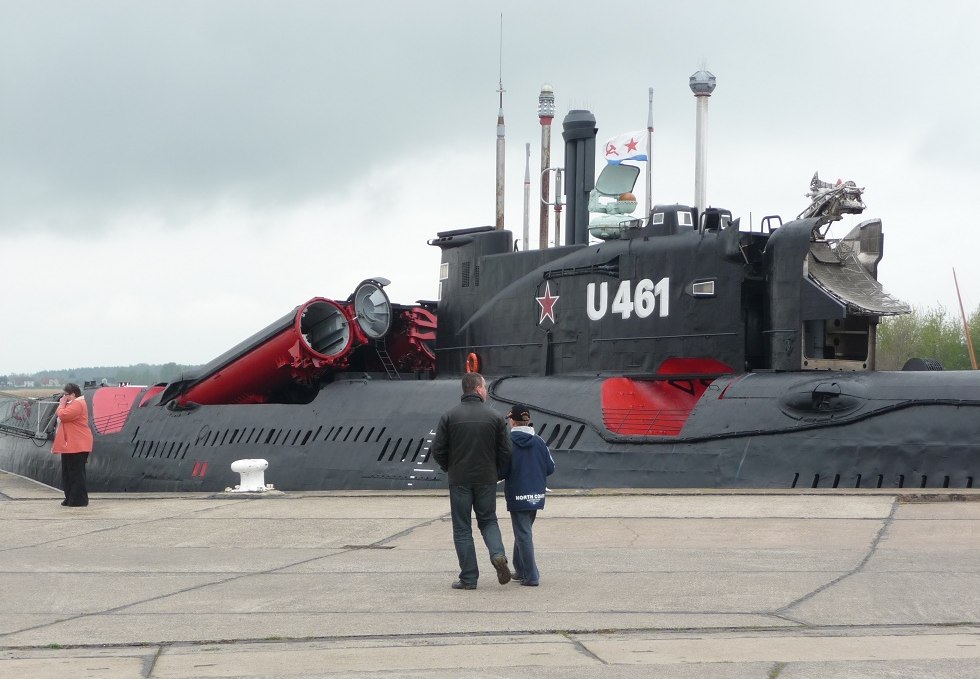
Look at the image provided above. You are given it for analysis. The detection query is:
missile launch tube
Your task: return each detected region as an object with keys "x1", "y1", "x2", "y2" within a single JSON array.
[{"x1": 170, "y1": 298, "x2": 354, "y2": 405}]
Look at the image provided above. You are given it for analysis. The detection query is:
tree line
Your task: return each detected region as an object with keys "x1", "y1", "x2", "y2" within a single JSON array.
[
  {"x1": 875, "y1": 305, "x2": 979, "y2": 370},
  {"x1": 1, "y1": 363, "x2": 199, "y2": 389}
]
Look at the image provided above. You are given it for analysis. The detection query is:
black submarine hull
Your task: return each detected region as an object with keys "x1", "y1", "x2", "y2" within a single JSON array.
[{"x1": 3, "y1": 370, "x2": 977, "y2": 492}]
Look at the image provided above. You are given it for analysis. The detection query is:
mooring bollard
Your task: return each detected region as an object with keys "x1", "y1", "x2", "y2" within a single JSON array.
[{"x1": 229, "y1": 458, "x2": 271, "y2": 492}]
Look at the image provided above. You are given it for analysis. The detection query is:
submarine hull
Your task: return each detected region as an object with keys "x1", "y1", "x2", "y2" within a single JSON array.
[{"x1": 3, "y1": 371, "x2": 977, "y2": 492}]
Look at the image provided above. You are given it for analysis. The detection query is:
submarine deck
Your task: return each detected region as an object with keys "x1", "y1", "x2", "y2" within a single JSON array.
[{"x1": 2, "y1": 471, "x2": 980, "y2": 678}]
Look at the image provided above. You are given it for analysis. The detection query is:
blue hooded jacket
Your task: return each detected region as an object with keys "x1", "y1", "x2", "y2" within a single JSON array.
[{"x1": 503, "y1": 427, "x2": 556, "y2": 511}]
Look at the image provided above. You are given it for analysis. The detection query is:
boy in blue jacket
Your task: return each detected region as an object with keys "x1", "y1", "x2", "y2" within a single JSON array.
[{"x1": 502, "y1": 403, "x2": 556, "y2": 586}]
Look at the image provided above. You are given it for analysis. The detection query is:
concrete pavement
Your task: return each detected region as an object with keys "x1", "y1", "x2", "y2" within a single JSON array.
[{"x1": 1, "y1": 470, "x2": 979, "y2": 678}]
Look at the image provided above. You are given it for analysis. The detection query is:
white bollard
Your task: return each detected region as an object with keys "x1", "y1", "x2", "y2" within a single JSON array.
[{"x1": 230, "y1": 459, "x2": 270, "y2": 492}]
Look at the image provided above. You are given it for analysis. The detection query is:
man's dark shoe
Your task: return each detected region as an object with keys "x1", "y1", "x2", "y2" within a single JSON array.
[
  {"x1": 511, "y1": 571, "x2": 524, "y2": 583},
  {"x1": 520, "y1": 580, "x2": 539, "y2": 587},
  {"x1": 491, "y1": 555, "x2": 511, "y2": 585},
  {"x1": 60, "y1": 500, "x2": 69, "y2": 506},
  {"x1": 451, "y1": 580, "x2": 476, "y2": 590}
]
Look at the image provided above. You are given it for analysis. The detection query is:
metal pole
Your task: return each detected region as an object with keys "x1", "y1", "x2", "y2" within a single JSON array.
[
  {"x1": 522, "y1": 143, "x2": 530, "y2": 250},
  {"x1": 553, "y1": 168, "x2": 562, "y2": 246},
  {"x1": 495, "y1": 17, "x2": 505, "y2": 230},
  {"x1": 954, "y1": 267, "x2": 978, "y2": 369},
  {"x1": 689, "y1": 70, "x2": 716, "y2": 218},
  {"x1": 538, "y1": 85, "x2": 555, "y2": 249},
  {"x1": 694, "y1": 96, "x2": 708, "y2": 215},
  {"x1": 495, "y1": 91, "x2": 505, "y2": 230},
  {"x1": 646, "y1": 87, "x2": 653, "y2": 218}
]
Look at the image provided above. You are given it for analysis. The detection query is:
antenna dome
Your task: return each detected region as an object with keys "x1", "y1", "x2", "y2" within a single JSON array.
[{"x1": 689, "y1": 70, "x2": 717, "y2": 96}]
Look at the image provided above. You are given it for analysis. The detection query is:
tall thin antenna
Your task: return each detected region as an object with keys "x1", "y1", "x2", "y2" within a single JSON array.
[
  {"x1": 495, "y1": 13, "x2": 506, "y2": 230},
  {"x1": 646, "y1": 87, "x2": 653, "y2": 218},
  {"x1": 523, "y1": 142, "x2": 530, "y2": 250},
  {"x1": 498, "y1": 14, "x2": 504, "y2": 108}
]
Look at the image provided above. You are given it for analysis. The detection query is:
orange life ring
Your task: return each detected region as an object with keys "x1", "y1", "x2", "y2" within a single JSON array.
[{"x1": 465, "y1": 352, "x2": 480, "y2": 373}]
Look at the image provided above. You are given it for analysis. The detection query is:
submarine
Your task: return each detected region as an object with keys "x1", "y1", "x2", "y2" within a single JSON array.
[{"x1": 2, "y1": 108, "x2": 979, "y2": 493}]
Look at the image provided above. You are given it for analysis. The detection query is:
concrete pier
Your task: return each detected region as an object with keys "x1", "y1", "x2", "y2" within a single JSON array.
[{"x1": 1, "y1": 470, "x2": 979, "y2": 678}]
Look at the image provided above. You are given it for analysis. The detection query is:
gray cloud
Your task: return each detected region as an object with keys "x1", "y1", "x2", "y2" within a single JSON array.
[{"x1": 6, "y1": 1, "x2": 976, "y2": 235}]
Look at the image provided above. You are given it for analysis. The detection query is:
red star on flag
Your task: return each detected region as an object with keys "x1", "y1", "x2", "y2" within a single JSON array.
[
  {"x1": 536, "y1": 281, "x2": 559, "y2": 324},
  {"x1": 625, "y1": 137, "x2": 639, "y2": 152}
]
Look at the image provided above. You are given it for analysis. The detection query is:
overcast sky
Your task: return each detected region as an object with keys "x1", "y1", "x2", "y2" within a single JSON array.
[{"x1": 2, "y1": 1, "x2": 979, "y2": 375}]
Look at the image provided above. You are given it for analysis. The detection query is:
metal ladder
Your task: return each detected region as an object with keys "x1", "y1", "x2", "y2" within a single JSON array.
[{"x1": 374, "y1": 341, "x2": 400, "y2": 380}]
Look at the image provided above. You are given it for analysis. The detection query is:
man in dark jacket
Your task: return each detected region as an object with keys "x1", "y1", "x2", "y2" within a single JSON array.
[
  {"x1": 431, "y1": 372, "x2": 513, "y2": 590},
  {"x1": 502, "y1": 403, "x2": 555, "y2": 587}
]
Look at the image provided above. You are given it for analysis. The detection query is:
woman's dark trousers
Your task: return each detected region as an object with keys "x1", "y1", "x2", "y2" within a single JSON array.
[{"x1": 61, "y1": 452, "x2": 89, "y2": 506}]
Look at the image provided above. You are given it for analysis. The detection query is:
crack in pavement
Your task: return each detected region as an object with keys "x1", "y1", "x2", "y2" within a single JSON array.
[
  {"x1": 4, "y1": 621, "x2": 979, "y2": 653},
  {"x1": 774, "y1": 497, "x2": 899, "y2": 617},
  {"x1": 562, "y1": 631, "x2": 609, "y2": 665},
  {"x1": 142, "y1": 645, "x2": 163, "y2": 678},
  {"x1": 618, "y1": 517, "x2": 641, "y2": 549}
]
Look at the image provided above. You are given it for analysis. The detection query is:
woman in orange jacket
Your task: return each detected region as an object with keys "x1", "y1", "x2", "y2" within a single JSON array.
[{"x1": 53, "y1": 383, "x2": 94, "y2": 506}]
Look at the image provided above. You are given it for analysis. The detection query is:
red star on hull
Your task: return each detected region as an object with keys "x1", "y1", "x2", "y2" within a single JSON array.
[{"x1": 536, "y1": 282, "x2": 559, "y2": 324}]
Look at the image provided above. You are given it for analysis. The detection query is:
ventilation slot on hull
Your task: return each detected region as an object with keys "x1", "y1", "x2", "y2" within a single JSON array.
[
  {"x1": 791, "y1": 471, "x2": 975, "y2": 489},
  {"x1": 542, "y1": 424, "x2": 560, "y2": 447},
  {"x1": 374, "y1": 432, "x2": 437, "y2": 465},
  {"x1": 131, "y1": 440, "x2": 187, "y2": 460},
  {"x1": 388, "y1": 438, "x2": 403, "y2": 462}
]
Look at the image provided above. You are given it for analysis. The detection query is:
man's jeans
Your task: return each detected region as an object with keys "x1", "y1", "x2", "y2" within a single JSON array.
[
  {"x1": 450, "y1": 483, "x2": 506, "y2": 585},
  {"x1": 510, "y1": 510, "x2": 539, "y2": 584}
]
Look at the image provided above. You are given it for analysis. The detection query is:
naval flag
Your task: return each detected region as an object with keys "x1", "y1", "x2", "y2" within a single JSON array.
[{"x1": 603, "y1": 130, "x2": 648, "y2": 164}]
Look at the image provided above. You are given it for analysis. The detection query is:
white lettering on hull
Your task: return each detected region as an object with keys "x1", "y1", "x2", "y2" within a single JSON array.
[{"x1": 587, "y1": 278, "x2": 669, "y2": 320}]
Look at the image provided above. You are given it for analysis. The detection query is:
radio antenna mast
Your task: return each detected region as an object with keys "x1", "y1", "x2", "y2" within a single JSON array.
[{"x1": 495, "y1": 14, "x2": 506, "y2": 230}]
